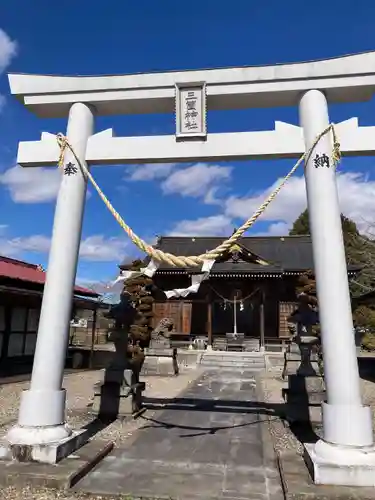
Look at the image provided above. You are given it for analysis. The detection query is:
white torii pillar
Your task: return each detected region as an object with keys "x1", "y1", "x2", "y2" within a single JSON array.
[
  {"x1": 6, "y1": 103, "x2": 94, "y2": 454},
  {"x1": 300, "y1": 89, "x2": 375, "y2": 485}
]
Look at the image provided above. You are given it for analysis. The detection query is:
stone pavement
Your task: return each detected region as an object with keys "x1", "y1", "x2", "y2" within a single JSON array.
[{"x1": 76, "y1": 369, "x2": 284, "y2": 499}]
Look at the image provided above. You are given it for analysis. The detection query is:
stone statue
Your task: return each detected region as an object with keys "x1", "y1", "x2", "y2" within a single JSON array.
[{"x1": 150, "y1": 317, "x2": 174, "y2": 348}]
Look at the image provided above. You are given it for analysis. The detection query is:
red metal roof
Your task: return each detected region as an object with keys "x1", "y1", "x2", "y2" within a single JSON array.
[{"x1": 0, "y1": 256, "x2": 99, "y2": 298}]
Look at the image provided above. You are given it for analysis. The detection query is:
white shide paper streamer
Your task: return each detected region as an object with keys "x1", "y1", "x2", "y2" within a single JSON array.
[
  {"x1": 164, "y1": 260, "x2": 215, "y2": 299},
  {"x1": 110, "y1": 259, "x2": 160, "y2": 286},
  {"x1": 109, "y1": 259, "x2": 215, "y2": 300}
]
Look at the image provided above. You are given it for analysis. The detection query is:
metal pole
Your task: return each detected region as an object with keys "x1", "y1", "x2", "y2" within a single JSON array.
[
  {"x1": 233, "y1": 295, "x2": 237, "y2": 335},
  {"x1": 260, "y1": 299, "x2": 265, "y2": 351}
]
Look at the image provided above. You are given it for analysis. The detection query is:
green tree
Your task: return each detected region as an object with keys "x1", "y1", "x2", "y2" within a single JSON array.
[
  {"x1": 289, "y1": 209, "x2": 361, "y2": 274},
  {"x1": 289, "y1": 209, "x2": 359, "y2": 243},
  {"x1": 289, "y1": 209, "x2": 310, "y2": 236},
  {"x1": 290, "y1": 209, "x2": 375, "y2": 329}
]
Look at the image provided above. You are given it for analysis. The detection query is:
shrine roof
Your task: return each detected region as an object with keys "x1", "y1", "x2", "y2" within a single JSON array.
[{"x1": 139, "y1": 235, "x2": 361, "y2": 276}]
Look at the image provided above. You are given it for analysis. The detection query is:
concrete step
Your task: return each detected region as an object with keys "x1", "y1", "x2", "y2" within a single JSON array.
[
  {"x1": 201, "y1": 357, "x2": 265, "y2": 363},
  {"x1": 199, "y1": 352, "x2": 266, "y2": 370},
  {"x1": 200, "y1": 368, "x2": 265, "y2": 372},
  {"x1": 200, "y1": 364, "x2": 265, "y2": 370},
  {"x1": 200, "y1": 357, "x2": 265, "y2": 363},
  {"x1": 201, "y1": 355, "x2": 265, "y2": 360},
  {"x1": 200, "y1": 358, "x2": 265, "y2": 365},
  {"x1": 201, "y1": 354, "x2": 265, "y2": 361},
  {"x1": 201, "y1": 353, "x2": 265, "y2": 359}
]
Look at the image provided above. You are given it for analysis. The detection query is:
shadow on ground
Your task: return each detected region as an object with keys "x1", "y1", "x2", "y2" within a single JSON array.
[
  {"x1": 359, "y1": 355, "x2": 375, "y2": 383},
  {"x1": 141, "y1": 394, "x2": 320, "y2": 446}
]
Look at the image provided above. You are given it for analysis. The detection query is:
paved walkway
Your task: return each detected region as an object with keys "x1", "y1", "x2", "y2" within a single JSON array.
[{"x1": 77, "y1": 370, "x2": 283, "y2": 500}]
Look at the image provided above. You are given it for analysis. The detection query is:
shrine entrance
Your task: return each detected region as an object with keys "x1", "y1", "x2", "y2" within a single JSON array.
[
  {"x1": 211, "y1": 288, "x2": 261, "y2": 338},
  {"x1": 212, "y1": 299, "x2": 258, "y2": 337}
]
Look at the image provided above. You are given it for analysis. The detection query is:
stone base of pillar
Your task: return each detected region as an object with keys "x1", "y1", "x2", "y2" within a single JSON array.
[
  {"x1": 206, "y1": 345, "x2": 213, "y2": 351},
  {"x1": 0, "y1": 427, "x2": 89, "y2": 464},
  {"x1": 304, "y1": 441, "x2": 375, "y2": 487},
  {"x1": 0, "y1": 387, "x2": 93, "y2": 464},
  {"x1": 6, "y1": 423, "x2": 71, "y2": 445},
  {"x1": 304, "y1": 401, "x2": 375, "y2": 486}
]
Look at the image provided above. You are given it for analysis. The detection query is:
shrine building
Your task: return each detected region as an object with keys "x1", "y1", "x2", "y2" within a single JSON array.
[{"x1": 119, "y1": 235, "x2": 359, "y2": 350}]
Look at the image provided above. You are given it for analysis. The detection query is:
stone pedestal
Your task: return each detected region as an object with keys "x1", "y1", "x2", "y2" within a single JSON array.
[
  {"x1": 304, "y1": 440, "x2": 375, "y2": 487},
  {"x1": 92, "y1": 329, "x2": 145, "y2": 419},
  {"x1": 283, "y1": 336, "x2": 321, "y2": 378},
  {"x1": 141, "y1": 347, "x2": 179, "y2": 376},
  {"x1": 92, "y1": 368, "x2": 145, "y2": 418},
  {"x1": 283, "y1": 337, "x2": 325, "y2": 423},
  {"x1": 284, "y1": 374, "x2": 325, "y2": 423},
  {"x1": 149, "y1": 337, "x2": 171, "y2": 349}
]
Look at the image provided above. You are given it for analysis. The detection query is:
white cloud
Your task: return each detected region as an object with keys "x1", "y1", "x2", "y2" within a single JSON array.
[
  {"x1": 0, "y1": 165, "x2": 62, "y2": 203},
  {"x1": 126, "y1": 162, "x2": 232, "y2": 204},
  {"x1": 169, "y1": 170, "x2": 375, "y2": 239},
  {"x1": 161, "y1": 163, "x2": 232, "y2": 202},
  {"x1": 225, "y1": 171, "x2": 375, "y2": 236},
  {"x1": 169, "y1": 214, "x2": 234, "y2": 237},
  {"x1": 253, "y1": 222, "x2": 292, "y2": 237},
  {"x1": 76, "y1": 277, "x2": 123, "y2": 302},
  {"x1": 0, "y1": 232, "x2": 128, "y2": 262},
  {"x1": 0, "y1": 235, "x2": 51, "y2": 256},
  {"x1": 127, "y1": 163, "x2": 176, "y2": 181},
  {"x1": 0, "y1": 29, "x2": 18, "y2": 111},
  {"x1": 0, "y1": 95, "x2": 5, "y2": 112},
  {"x1": 0, "y1": 28, "x2": 17, "y2": 72},
  {"x1": 79, "y1": 235, "x2": 128, "y2": 262}
]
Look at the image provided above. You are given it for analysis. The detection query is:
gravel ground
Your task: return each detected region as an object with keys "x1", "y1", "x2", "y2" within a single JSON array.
[
  {"x1": 0, "y1": 368, "x2": 202, "y2": 500},
  {"x1": 3, "y1": 364, "x2": 375, "y2": 499},
  {"x1": 0, "y1": 488, "x2": 140, "y2": 500},
  {"x1": 260, "y1": 372, "x2": 305, "y2": 455},
  {"x1": 260, "y1": 369, "x2": 375, "y2": 457}
]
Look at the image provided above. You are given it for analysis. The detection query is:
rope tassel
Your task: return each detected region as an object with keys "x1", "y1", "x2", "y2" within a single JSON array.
[{"x1": 56, "y1": 125, "x2": 340, "y2": 268}]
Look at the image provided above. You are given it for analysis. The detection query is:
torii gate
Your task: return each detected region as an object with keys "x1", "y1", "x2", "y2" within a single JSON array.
[{"x1": 6, "y1": 52, "x2": 375, "y2": 485}]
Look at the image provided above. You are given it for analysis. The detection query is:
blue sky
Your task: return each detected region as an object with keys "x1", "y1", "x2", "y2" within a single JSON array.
[{"x1": 1, "y1": 0, "x2": 375, "y2": 290}]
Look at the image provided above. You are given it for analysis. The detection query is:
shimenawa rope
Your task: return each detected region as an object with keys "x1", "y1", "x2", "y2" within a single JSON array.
[{"x1": 56, "y1": 125, "x2": 340, "y2": 268}]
